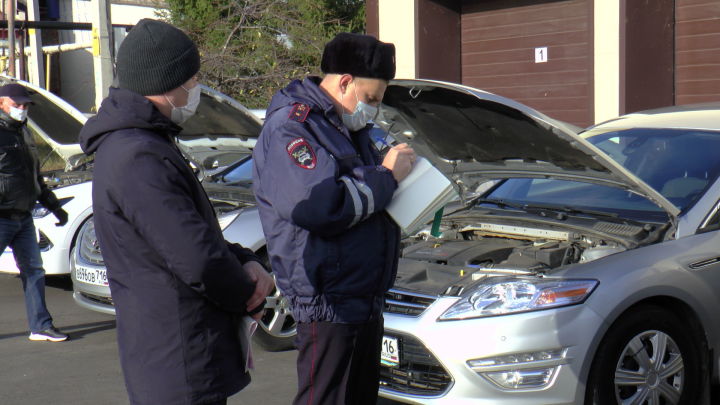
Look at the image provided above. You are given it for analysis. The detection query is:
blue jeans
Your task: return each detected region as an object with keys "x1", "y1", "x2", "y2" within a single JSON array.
[{"x1": 0, "y1": 215, "x2": 53, "y2": 333}]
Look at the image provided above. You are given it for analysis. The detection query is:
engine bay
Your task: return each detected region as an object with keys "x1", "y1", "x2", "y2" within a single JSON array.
[{"x1": 394, "y1": 215, "x2": 664, "y2": 297}]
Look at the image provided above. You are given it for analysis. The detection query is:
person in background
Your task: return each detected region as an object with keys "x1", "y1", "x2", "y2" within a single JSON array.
[
  {"x1": 252, "y1": 33, "x2": 416, "y2": 405},
  {"x1": 78, "y1": 19, "x2": 273, "y2": 405},
  {"x1": 0, "y1": 83, "x2": 68, "y2": 342}
]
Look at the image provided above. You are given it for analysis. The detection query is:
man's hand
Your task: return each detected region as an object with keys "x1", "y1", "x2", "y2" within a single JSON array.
[
  {"x1": 243, "y1": 261, "x2": 275, "y2": 321},
  {"x1": 53, "y1": 208, "x2": 68, "y2": 226},
  {"x1": 381, "y1": 143, "x2": 416, "y2": 182}
]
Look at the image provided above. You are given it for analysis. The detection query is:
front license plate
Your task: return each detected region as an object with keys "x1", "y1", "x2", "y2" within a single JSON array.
[
  {"x1": 75, "y1": 265, "x2": 109, "y2": 287},
  {"x1": 381, "y1": 335, "x2": 399, "y2": 367}
]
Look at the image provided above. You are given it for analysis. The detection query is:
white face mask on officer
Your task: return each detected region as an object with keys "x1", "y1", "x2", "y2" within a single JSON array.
[
  {"x1": 341, "y1": 84, "x2": 378, "y2": 132},
  {"x1": 9, "y1": 105, "x2": 27, "y2": 122},
  {"x1": 166, "y1": 84, "x2": 201, "y2": 125}
]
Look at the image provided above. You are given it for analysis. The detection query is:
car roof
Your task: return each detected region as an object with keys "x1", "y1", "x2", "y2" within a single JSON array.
[{"x1": 590, "y1": 103, "x2": 720, "y2": 132}]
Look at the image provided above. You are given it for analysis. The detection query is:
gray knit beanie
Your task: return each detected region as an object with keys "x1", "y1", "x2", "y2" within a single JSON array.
[{"x1": 116, "y1": 19, "x2": 200, "y2": 96}]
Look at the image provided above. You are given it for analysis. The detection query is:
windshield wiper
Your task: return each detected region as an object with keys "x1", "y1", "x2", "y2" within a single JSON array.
[
  {"x1": 473, "y1": 198, "x2": 527, "y2": 211},
  {"x1": 522, "y1": 203, "x2": 620, "y2": 220},
  {"x1": 475, "y1": 199, "x2": 626, "y2": 221}
]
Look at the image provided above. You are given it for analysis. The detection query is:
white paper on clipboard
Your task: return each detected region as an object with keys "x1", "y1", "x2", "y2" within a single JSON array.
[
  {"x1": 385, "y1": 157, "x2": 459, "y2": 235},
  {"x1": 238, "y1": 316, "x2": 257, "y2": 372}
]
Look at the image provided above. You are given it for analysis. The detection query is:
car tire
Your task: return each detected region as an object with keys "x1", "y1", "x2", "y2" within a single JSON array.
[
  {"x1": 585, "y1": 305, "x2": 704, "y2": 405},
  {"x1": 253, "y1": 252, "x2": 297, "y2": 352}
]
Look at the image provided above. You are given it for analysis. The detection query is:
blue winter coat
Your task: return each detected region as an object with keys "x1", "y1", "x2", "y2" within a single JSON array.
[
  {"x1": 252, "y1": 77, "x2": 401, "y2": 324},
  {"x1": 79, "y1": 88, "x2": 259, "y2": 405}
]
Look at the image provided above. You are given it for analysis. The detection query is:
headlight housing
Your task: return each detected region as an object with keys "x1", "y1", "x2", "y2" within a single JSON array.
[
  {"x1": 439, "y1": 278, "x2": 598, "y2": 320},
  {"x1": 78, "y1": 218, "x2": 104, "y2": 265},
  {"x1": 31, "y1": 197, "x2": 74, "y2": 218}
]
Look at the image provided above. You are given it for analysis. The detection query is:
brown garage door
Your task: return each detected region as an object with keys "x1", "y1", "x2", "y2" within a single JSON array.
[
  {"x1": 461, "y1": 0, "x2": 592, "y2": 127},
  {"x1": 675, "y1": 0, "x2": 720, "y2": 105}
]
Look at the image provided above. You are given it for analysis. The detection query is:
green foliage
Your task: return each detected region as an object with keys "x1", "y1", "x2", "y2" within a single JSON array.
[{"x1": 161, "y1": 0, "x2": 365, "y2": 109}]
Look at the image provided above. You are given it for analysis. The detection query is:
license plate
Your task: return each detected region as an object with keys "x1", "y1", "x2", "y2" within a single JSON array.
[
  {"x1": 75, "y1": 265, "x2": 109, "y2": 286},
  {"x1": 381, "y1": 335, "x2": 399, "y2": 367}
]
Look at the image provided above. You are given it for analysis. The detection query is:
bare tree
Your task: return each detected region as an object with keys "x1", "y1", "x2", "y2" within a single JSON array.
[{"x1": 161, "y1": 0, "x2": 365, "y2": 108}]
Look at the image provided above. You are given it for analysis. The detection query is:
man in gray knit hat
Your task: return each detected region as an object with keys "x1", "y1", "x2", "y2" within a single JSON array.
[{"x1": 78, "y1": 18, "x2": 273, "y2": 405}]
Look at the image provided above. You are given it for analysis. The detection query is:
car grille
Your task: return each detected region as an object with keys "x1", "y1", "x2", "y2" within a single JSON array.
[
  {"x1": 384, "y1": 289, "x2": 437, "y2": 316},
  {"x1": 80, "y1": 292, "x2": 114, "y2": 306},
  {"x1": 380, "y1": 333, "x2": 452, "y2": 396}
]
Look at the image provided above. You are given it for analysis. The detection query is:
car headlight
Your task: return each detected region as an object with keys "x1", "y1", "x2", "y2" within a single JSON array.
[
  {"x1": 31, "y1": 197, "x2": 74, "y2": 218},
  {"x1": 439, "y1": 278, "x2": 598, "y2": 320},
  {"x1": 78, "y1": 218, "x2": 104, "y2": 265},
  {"x1": 217, "y1": 210, "x2": 240, "y2": 231}
]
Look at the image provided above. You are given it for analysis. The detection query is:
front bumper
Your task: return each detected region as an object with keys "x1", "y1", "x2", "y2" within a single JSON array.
[
  {"x1": 70, "y1": 251, "x2": 115, "y2": 315},
  {"x1": 379, "y1": 295, "x2": 604, "y2": 404}
]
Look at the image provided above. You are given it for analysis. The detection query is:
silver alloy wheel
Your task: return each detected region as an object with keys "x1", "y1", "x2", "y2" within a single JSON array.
[
  {"x1": 258, "y1": 279, "x2": 296, "y2": 339},
  {"x1": 614, "y1": 330, "x2": 684, "y2": 405}
]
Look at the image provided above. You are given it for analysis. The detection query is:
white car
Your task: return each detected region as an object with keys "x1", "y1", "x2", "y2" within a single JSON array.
[
  {"x1": 0, "y1": 78, "x2": 259, "y2": 277},
  {"x1": 0, "y1": 77, "x2": 90, "y2": 275}
]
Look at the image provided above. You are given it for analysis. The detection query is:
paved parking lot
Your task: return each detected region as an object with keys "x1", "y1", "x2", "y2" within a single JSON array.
[
  {"x1": 0, "y1": 274, "x2": 294, "y2": 405},
  {"x1": 0, "y1": 274, "x2": 402, "y2": 405}
]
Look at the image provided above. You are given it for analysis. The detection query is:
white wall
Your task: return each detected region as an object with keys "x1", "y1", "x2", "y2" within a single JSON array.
[
  {"x1": 377, "y1": 0, "x2": 417, "y2": 79},
  {"x1": 593, "y1": 0, "x2": 620, "y2": 123},
  {"x1": 58, "y1": 1, "x2": 162, "y2": 112}
]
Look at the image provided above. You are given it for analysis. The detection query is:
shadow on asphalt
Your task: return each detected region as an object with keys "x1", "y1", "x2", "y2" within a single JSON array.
[
  {"x1": 46, "y1": 274, "x2": 73, "y2": 291},
  {"x1": 0, "y1": 319, "x2": 116, "y2": 341}
]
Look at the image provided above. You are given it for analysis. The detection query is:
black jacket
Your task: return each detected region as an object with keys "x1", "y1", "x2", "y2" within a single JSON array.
[
  {"x1": 0, "y1": 112, "x2": 60, "y2": 213},
  {"x1": 252, "y1": 77, "x2": 401, "y2": 323},
  {"x1": 79, "y1": 88, "x2": 259, "y2": 405}
]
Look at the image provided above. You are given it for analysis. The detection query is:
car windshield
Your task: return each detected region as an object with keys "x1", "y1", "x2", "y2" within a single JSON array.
[
  {"x1": 486, "y1": 127, "x2": 720, "y2": 218},
  {"x1": 213, "y1": 156, "x2": 254, "y2": 185}
]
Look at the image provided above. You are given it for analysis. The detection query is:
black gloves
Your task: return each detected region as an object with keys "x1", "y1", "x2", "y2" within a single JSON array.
[{"x1": 53, "y1": 208, "x2": 68, "y2": 226}]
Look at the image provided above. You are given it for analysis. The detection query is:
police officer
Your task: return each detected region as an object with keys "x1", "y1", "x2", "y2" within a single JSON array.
[
  {"x1": 0, "y1": 83, "x2": 68, "y2": 342},
  {"x1": 252, "y1": 33, "x2": 416, "y2": 404}
]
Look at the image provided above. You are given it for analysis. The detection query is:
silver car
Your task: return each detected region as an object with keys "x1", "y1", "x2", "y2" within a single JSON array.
[{"x1": 376, "y1": 81, "x2": 720, "y2": 404}]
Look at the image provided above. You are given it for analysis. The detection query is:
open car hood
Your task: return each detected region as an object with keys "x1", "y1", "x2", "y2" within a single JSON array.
[
  {"x1": 377, "y1": 79, "x2": 679, "y2": 217},
  {"x1": 0, "y1": 77, "x2": 262, "y2": 172},
  {"x1": 0, "y1": 76, "x2": 87, "y2": 168},
  {"x1": 176, "y1": 85, "x2": 262, "y2": 170}
]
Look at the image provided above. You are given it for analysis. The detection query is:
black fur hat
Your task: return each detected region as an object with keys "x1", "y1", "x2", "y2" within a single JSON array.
[{"x1": 321, "y1": 33, "x2": 396, "y2": 81}]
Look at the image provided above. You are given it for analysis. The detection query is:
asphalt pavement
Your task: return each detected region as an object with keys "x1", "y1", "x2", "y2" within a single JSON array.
[
  {"x1": 0, "y1": 274, "x2": 402, "y2": 405},
  {"x1": 0, "y1": 274, "x2": 300, "y2": 405}
]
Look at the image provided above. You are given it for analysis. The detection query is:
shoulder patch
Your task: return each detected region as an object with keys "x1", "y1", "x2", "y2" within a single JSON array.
[
  {"x1": 288, "y1": 103, "x2": 310, "y2": 123},
  {"x1": 286, "y1": 138, "x2": 317, "y2": 169}
]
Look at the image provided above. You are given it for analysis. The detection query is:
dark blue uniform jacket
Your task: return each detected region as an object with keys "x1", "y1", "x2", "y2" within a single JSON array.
[
  {"x1": 252, "y1": 77, "x2": 401, "y2": 324},
  {"x1": 79, "y1": 87, "x2": 259, "y2": 405}
]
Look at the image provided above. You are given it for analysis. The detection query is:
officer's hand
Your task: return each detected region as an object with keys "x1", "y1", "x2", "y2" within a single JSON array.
[
  {"x1": 382, "y1": 143, "x2": 416, "y2": 182},
  {"x1": 53, "y1": 208, "x2": 68, "y2": 227},
  {"x1": 243, "y1": 261, "x2": 275, "y2": 321}
]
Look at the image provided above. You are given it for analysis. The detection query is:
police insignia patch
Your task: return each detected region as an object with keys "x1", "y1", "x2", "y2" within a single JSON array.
[
  {"x1": 288, "y1": 103, "x2": 310, "y2": 123},
  {"x1": 286, "y1": 138, "x2": 317, "y2": 169}
]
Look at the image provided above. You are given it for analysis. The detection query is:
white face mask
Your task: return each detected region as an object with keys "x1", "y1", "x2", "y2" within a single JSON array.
[
  {"x1": 166, "y1": 84, "x2": 201, "y2": 124},
  {"x1": 341, "y1": 84, "x2": 378, "y2": 132},
  {"x1": 9, "y1": 106, "x2": 27, "y2": 122}
]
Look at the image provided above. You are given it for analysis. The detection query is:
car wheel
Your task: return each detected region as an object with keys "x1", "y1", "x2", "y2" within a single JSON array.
[
  {"x1": 586, "y1": 305, "x2": 703, "y2": 405},
  {"x1": 253, "y1": 254, "x2": 296, "y2": 351}
]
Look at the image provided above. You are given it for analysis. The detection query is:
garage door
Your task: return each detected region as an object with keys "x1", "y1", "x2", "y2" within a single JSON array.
[
  {"x1": 675, "y1": 0, "x2": 720, "y2": 105},
  {"x1": 461, "y1": 0, "x2": 592, "y2": 127}
]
